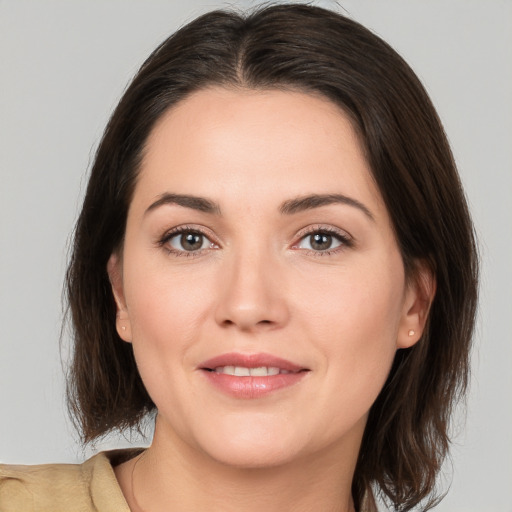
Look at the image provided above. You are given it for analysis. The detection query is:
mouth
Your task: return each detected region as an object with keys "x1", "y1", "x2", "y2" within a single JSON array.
[
  {"x1": 198, "y1": 353, "x2": 309, "y2": 399},
  {"x1": 205, "y1": 366, "x2": 298, "y2": 376},
  {"x1": 199, "y1": 352, "x2": 308, "y2": 374}
]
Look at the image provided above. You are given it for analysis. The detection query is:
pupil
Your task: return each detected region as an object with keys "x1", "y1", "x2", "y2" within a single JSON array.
[
  {"x1": 181, "y1": 233, "x2": 203, "y2": 251},
  {"x1": 311, "y1": 233, "x2": 332, "y2": 250}
]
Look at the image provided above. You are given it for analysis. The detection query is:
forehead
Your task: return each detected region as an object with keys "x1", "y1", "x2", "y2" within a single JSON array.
[{"x1": 134, "y1": 87, "x2": 385, "y2": 217}]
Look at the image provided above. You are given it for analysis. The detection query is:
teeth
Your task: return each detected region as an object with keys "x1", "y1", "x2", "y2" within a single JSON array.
[
  {"x1": 214, "y1": 366, "x2": 282, "y2": 376},
  {"x1": 251, "y1": 366, "x2": 280, "y2": 376}
]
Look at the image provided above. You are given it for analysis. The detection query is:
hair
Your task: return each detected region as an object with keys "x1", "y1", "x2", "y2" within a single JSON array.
[{"x1": 65, "y1": 4, "x2": 478, "y2": 511}]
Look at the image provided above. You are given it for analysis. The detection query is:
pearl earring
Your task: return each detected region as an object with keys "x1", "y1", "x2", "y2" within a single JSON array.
[{"x1": 408, "y1": 329, "x2": 415, "y2": 336}]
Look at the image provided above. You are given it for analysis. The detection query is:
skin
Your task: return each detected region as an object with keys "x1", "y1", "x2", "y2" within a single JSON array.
[{"x1": 109, "y1": 88, "x2": 433, "y2": 512}]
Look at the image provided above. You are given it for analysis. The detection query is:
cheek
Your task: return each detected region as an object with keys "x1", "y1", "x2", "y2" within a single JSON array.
[
  {"x1": 294, "y1": 260, "x2": 404, "y2": 415},
  {"x1": 295, "y1": 257, "x2": 404, "y2": 342},
  {"x1": 122, "y1": 257, "x2": 216, "y2": 390},
  {"x1": 126, "y1": 258, "x2": 211, "y2": 336}
]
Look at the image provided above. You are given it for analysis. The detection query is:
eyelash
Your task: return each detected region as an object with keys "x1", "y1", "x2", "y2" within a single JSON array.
[
  {"x1": 293, "y1": 225, "x2": 354, "y2": 257},
  {"x1": 157, "y1": 225, "x2": 353, "y2": 258},
  {"x1": 157, "y1": 225, "x2": 217, "y2": 258}
]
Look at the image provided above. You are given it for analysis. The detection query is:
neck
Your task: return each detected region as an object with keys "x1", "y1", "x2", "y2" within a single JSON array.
[{"x1": 119, "y1": 417, "x2": 361, "y2": 512}]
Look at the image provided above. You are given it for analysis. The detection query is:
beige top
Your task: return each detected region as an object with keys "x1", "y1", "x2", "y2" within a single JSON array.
[{"x1": 0, "y1": 449, "x2": 140, "y2": 512}]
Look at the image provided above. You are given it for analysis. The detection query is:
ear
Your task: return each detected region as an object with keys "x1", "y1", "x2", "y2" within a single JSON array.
[
  {"x1": 397, "y1": 261, "x2": 436, "y2": 349},
  {"x1": 107, "y1": 253, "x2": 132, "y2": 342}
]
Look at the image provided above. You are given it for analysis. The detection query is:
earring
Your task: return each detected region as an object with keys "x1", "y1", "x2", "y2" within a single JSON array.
[
  {"x1": 408, "y1": 329, "x2": 415, "y2": 336},
  {"x1": 122, "y1": 326, "x2": 126, "y2": 331}
]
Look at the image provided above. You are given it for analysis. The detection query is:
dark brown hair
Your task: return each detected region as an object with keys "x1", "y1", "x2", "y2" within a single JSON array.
[{"x1": 66, "y1": 4, "x2": 478, "y2": 511}]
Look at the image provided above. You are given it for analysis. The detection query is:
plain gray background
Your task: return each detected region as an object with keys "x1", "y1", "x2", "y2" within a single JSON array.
[{"x1": 1, "y1": 1, "x2": 511, "y2": 511}]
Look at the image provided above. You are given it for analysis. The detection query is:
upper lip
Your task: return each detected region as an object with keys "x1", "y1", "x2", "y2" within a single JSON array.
[{"x1": 199, "y1": 353, "x2": 307, "y2": 373}]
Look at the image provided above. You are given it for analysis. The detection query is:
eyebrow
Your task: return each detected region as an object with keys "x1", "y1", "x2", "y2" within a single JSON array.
[
  {"x1": 280, "y1": 194, "x2": 375, "y2": 221},
  {"x1": 145, "y1": 193, "x2": 222, "y2": 216},
  {"x1": 145, "y1": 192, "x2": 374, "y2": 221}
]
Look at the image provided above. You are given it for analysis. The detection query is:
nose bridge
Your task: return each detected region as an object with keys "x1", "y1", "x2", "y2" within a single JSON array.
[{"x1": 214, "y1": 238, "x2": 289, "y2": 331}]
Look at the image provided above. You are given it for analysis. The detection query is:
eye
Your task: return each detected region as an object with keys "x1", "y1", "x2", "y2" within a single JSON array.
[
  {"x1": 163, "y1": 228, "x2": 216, "y2": 254},
  {"x1": 298, "y1": 232, "x2": 342, "y2": 251},
  {"x1": 294, "y1": 228, "x2": 352, "y2": 254}
]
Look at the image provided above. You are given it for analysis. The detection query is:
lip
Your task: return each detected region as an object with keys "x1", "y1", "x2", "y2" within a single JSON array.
[
  {"x1": 200, "y1": 353, "x2": 305, "y2": 372},
  {"x1": 198, "y1": 352, "x2": 309, "y2": 399}
]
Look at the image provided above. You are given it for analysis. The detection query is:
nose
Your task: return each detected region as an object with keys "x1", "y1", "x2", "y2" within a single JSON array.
[{"x1": 214, "y1": 249, "x2": 290, "y2": 332}]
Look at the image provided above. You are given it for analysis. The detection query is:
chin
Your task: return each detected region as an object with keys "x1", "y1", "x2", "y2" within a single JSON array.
[
  {"x1": 204, "y1": 440, "x2": 299, "y2": 469},
  {"x1": 190, "y1": 415, "x2": 307, "y2": 469}
]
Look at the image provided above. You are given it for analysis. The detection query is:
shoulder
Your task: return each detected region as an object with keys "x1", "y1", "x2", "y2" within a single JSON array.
[
  {"x1": 0, "y1": 458, "x2": 87, "y2": 511},
  {"x1": 0, "y1": 451, "x2": 133, "y2": 512}
]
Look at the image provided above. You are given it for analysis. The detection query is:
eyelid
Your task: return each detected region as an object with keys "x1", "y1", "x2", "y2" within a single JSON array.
[
  {"x1": 156, "y1": 223, "x2": 353, "y2": 257},
  {"x1": 291, "y1": 224, "x2": 354, "y2": 252},
  {"x1": 157, "y1": 224, "x2": 220, "y2": 255}
]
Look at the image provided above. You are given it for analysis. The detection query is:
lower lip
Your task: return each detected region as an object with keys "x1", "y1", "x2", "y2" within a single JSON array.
[{"x1": 201, "y1": 370, "x2": 308, "y2": 399}]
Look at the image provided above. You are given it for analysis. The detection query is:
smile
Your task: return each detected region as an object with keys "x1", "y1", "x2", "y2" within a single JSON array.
[
  {"x1": 199, "y1": 353, "x2": 309, "y2": 399},
  {"x1": 211, "y1": 366, "x2": 295, "y2": 376}
]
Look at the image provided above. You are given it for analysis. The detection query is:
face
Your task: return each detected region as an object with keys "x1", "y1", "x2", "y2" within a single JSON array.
[{"x1": 109, "y1": 88, "x2": 426, "y2": 469}]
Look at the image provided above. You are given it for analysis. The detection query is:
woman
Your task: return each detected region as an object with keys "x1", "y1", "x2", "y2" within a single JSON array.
[{"x1": 0, "y1": 4, "x2": 478, "y2": 511}]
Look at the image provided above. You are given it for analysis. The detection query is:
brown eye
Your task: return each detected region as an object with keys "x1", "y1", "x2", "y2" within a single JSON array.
[
  {"x1": 296, "y1": 231, "x2": 345, "y2": 252},
  {"x1": 168, "y1": 231, "x2": 211, "y2": 252},
  {"x1": 310, "y1": 233, "x2": 334, "y2": 251}
]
